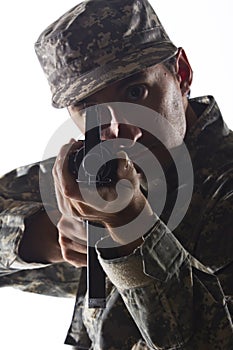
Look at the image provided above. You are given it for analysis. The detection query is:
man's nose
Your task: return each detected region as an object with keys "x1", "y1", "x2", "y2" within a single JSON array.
[{"x1": 100, "y1": 105, "x2": 142, "y2": 147}]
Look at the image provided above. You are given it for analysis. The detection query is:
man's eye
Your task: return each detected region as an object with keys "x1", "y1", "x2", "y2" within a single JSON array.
[{"x1": 126, "y1": 85, "x2": 147, "y2": 101}]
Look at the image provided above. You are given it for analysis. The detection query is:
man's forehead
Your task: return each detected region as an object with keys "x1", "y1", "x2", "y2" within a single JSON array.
[{"x1": 115, "y1": 63, "x2": 164, "y2": 87}]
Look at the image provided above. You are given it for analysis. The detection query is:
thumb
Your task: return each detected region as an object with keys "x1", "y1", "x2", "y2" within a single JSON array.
[{"x1": 117, "y1": 151, "x2": 138, "y2": 184}]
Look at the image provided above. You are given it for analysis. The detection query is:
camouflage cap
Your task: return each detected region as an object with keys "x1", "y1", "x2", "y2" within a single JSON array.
[{"x1": 35, "y1": 0, "x2": 178, "y2": 108}]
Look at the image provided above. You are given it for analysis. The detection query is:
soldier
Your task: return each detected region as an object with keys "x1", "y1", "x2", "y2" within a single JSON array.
[{"x1": 0, "y1": 0, "x2": 232, "y2": 349}]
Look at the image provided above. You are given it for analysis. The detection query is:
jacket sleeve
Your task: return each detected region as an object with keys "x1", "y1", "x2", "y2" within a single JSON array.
[
  {"x1": 0, "y1": 159, "x2": 80, "y2": 297},
  {"x1": 97, "y1": 170, "x2": 233, "y2": 349}
]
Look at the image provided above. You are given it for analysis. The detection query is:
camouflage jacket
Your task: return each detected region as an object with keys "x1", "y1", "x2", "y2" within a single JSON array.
[{"x1": 0, "y1": 96, "x2": 232, "y2": 349}]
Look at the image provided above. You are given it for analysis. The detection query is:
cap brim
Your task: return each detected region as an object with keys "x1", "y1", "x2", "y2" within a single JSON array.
[{"x1": 52, "y1": 42, "x2": 178, "y2": 108}]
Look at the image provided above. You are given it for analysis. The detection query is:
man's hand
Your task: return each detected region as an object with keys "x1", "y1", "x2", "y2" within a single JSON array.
[
  {"x1": 53, "y1": 139, "x2": 154, "y2": 265},
  {"x1": 57, "y1": 215, "x2": 87, "y2": 267}
]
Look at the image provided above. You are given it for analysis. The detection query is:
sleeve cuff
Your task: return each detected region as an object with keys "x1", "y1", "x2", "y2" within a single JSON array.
[
  {"x1": 141, "y1": 219, "x2": 188, "y2": 282},
  {"x1": 97, "y1": 216, "x2": 188, "y2": 290},
  {"x1": 97, "y1": 246, "x2": 152, "y2": 291}
]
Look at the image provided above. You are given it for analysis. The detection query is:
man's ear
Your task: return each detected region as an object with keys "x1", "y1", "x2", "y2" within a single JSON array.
[{"x1": 175, "y1": 48, "x2": 193, "y2": 96}]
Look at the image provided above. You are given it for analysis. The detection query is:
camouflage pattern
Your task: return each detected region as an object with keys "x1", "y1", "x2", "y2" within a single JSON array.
[
  {"x1": 0, "y1": 96, "x2": 233, "y2": 349},
  {"x1": 34, "y1": 0, "x2": 177, "y2": 109},
  {"x1": 0, "y1": 157, "x2": 81, "y2": 297}
]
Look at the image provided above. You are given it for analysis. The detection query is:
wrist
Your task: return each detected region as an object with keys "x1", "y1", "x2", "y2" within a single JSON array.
[
  {"x1": 97, "y1": 236, "x2": 143, "y2": 260},
  {"x1": 106, "y1": 203, "x2": 154, "y2": 246},
  {"x1": 101, "y1": 212, "x2": 157, "y2": 259}
]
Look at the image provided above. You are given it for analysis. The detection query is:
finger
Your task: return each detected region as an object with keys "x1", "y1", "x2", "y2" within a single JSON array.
[
  {"x1": 117, "y1": 151, "x2": 139, "y2": 187},
  {"x1": 53, "y1": 139, "x2": 83, "y2": 185},
  {"x1": 57, "y1": 216, "x2": 87, "y2": 241},
  {"x1": 59, "y1": 235, "x2": 87, "y2": 254},
  {"x1": 59, "y1": 144, "x2": 85, "y2": 200},
  {"x1": 61, "y1": 249, "x2": 87, "y2": 267},
  {"x1": 59, "y1": 236, "x2": 87, "y2": 267},
  {"x1": 53, "y1": 183, "x2": 74, "y2": 216},
  {"x1": 58, "y1": 138, "x2": 82, "y2": 159},
  {"x1": 53, "y1": 141, "x2": 100, "y2": 218},
  {"x1": 53, "y1": 142, "x2": 85, "y2": 204}
]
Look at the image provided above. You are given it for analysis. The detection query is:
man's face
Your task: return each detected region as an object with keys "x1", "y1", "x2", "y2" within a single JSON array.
[{"x1": 68, "y1": 62, "x2": 188, "y2": 168}]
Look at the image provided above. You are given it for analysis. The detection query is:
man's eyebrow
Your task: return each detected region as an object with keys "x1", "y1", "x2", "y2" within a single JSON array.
[{"x1": 116, "y1": 71, "x2": 148, "y2": 90}]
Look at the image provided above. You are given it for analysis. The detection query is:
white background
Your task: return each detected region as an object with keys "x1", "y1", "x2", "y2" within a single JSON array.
[{"x1": 0, "y1": 1, "x2": 232, "y2": 349}]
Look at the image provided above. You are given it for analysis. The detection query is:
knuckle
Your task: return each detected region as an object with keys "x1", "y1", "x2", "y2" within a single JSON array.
[
  {"x1": 60, "y1": 242, "x2": 73, "y2": 260},
  {"x1": 62, "y1": 248, "x2": 72, "y2": 261},
  {"x1": 61, "y1": 248, "x2": 86, "y2": 268},
  {"x1": 57, "y1": 221, "x2": 63, "y2": 233},
  {"x1": 57, "y1": 215, "x2": 69, "y2": 231},
  {"x1": 58, "y1": 233, "x2": 66, "y2": 247}
]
